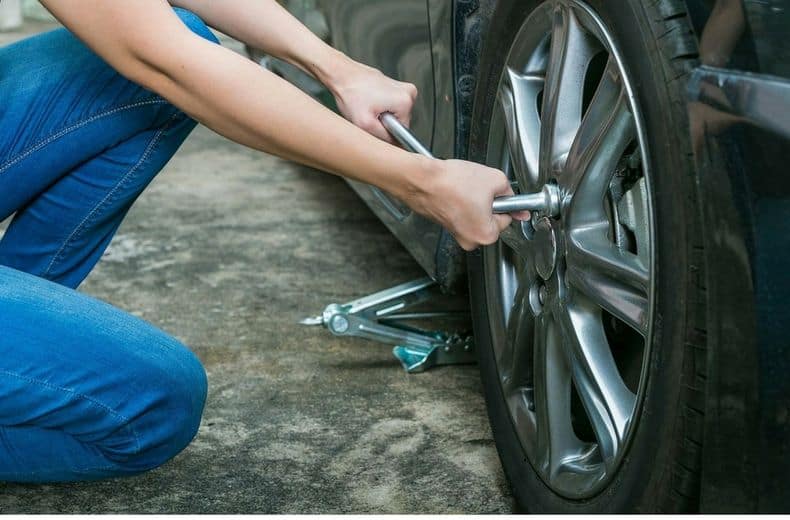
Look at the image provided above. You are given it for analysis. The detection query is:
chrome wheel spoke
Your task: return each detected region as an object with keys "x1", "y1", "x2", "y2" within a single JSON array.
[
  {"x1": 568, "y1": 228, "x2": 649, "y2": 335},
  {"x1": 501, "y1": 280, "x2": 533, "y2": 388},
  {"x1": 557, "y1": 302, "x2": 636, "y2": 466},
  {"x1": 498, "y1": 68, "x2": 544, "y2": 189},
  {"x1": 533, "y1": 313, "x2": 577, "y2": 479},
  {"x1": 540, "y1": 4, "x2": 601, "y2": 178},
  {"x1": 564, "y1": 57, "x2": 628, "y2": 195},
  {"x1": 566, "y1": 98, "x2": 635, "y2": 225}
]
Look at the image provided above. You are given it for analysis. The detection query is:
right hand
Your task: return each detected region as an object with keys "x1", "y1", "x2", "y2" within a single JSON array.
[
  {"x1": 407, "y1": 159, "x2": 531, "y2": 251},
  {"x1": 329, "y1": 57, "x2": 418, "y2": 145}
]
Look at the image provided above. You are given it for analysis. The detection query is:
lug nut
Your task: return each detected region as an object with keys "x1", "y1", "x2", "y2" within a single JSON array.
[{"x1": 529, "y1": 283, "x2": 548, "y2": 316}]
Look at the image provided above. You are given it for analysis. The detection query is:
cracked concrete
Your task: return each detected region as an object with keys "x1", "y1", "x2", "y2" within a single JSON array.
[{"x1": 0, "y1": 22, "x2": 513, "y2": 514}]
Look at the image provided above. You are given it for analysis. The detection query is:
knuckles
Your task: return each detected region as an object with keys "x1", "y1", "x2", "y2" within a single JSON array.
[
  {"x1": 455, "y1": 225, "x2": 501, "y2": 252},
  {"x1": 482, "y1": 228, "x2": 500, "y2": 245},
  {"x1": 398, "y1": 92, "x2": 415, "y2": 110}
]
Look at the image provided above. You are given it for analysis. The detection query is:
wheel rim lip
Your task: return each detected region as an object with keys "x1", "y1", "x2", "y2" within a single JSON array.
[{"x1": 482, "y1": 0, "x2": 657, "y2": 499}]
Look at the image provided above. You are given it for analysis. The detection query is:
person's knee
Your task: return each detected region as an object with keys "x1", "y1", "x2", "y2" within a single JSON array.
[
  {"x1": 99, "y1": 342, "x2": 208, "y2": 474},
  {"x1": 159, "y1": 348, "x2": 208, "y2": 452},
  {"x1": 173, "y1": 7, "x2": 221, "y2": 45}
]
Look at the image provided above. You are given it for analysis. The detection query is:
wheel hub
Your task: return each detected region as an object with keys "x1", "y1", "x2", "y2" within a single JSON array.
[
  {"x1": 529, "y1": 213, "x2": 569, "y2": 321},
  {"x1": 532, "y1": 216, "x2": 558, "y2": 280}
]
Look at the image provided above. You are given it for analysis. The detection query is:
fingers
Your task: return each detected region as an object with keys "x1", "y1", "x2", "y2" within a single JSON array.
[
  {"x1": 457, "y1": 238, "x2": 475, "y2": 252},
  {"x1": 383, "y1": 110, "x2": 411, "y2": 130},
  {"x1": 456, "y1": 216, "x2": 509, "y2": 252},
  {"x1": 496, "y1": 175, "x2": 515, "y2": 197},
  {"x1": 490, "y1": 170, "x2": 530, "y2": 221},
  {"x1": 369, "y1": 82, "x2": 416, "y2": 143},
  {"x1": 362, "y1": 114, "x2": 394, "y2": 144},
  {"x1": 399, "y1": 111, "x2": 412, "y2": 129},
  {"x1": 392, "y1": 83, "x2": 417, "y2": 128},
  {"x1": 375, "y1": 109, "x2": 413, "y2": 147},
  {"x1": 494, "y1": 214, "x2": 512, "y2": 234},
  {"x1": 371, "y1": 121, "x2": 396, "y2": 144},
  {"x1": 334, "y1": 64, "x2": 417, "y2": 143},
  {"x1": 486, "y1": 175, "x2": 513, "y2": 245},
  {"x1": 368, "y1": 123, "x2": 400, "y2": 146},
  {"x1": 511, "y1": 210, "x2": 532, "y2": 221},
  {"x1": 404, "y1": 82, "x2": 418, "y2": 100}
]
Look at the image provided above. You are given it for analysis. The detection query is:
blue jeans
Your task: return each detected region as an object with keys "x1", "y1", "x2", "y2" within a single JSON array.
[{"x1": 0, "y1": 9, "x2": 218, "y2": 482}]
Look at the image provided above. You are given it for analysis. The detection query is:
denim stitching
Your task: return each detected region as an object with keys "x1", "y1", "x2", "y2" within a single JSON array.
[
  {"x1": 43, "y1": 111, "x2": 181, "y2": 278},
  {"x1": 0, "y1": 464, "x2": 117, "y2": 479},
  {"x1": 0, "y1": 369, "x2": 141, "y2": 457},
  {"x1": 0, "y1": 465, "x2": 118, "y2": 480},
  {"x1": 0, "y1": 98, "x2": 168, "y2": 176}
]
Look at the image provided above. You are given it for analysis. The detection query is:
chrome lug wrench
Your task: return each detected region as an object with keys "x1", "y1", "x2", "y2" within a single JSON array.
[{"x1": 379, "y1": 113, "x2": 558, "y2": 216}]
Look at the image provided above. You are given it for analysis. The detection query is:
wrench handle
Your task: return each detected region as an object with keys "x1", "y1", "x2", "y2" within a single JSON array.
[
  {"x1": 379, "y1": 113, "x2": 434, "y2": 159},
  {"x1": 491, "y1": 192, "x2": 547, "y2": 214},
  {"x1": 379, "y1": 112, "x2": 542, "y2": 214}
]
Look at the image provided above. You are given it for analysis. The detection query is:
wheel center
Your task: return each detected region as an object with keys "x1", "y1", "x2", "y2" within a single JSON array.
[{"x1": 533, "y1": 216, "x2": 558, "y2": 280}]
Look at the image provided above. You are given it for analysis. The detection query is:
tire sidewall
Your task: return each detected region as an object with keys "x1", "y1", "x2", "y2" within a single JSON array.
[{"x1": 468, "y1": 0, "x2": 697, "y2": 512}]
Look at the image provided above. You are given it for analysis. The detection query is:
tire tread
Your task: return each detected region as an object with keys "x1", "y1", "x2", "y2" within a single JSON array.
[{"x1": 643, "y1": 0, "x2": 707, "y2": 511}]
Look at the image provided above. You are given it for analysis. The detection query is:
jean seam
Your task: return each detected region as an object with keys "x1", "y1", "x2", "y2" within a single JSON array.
[
  {"x1": 0, "y1": 97, "x2": 169, "y2": 177},
  {"x1": 0, "y1": 369, "x2": 141, "y2": 458},
  {"x1": 0, "y1": 466, "x2": 118, "y2": 481},
  {"x1": 42, "y1": 111, "x2": 181, "y2": 279}
]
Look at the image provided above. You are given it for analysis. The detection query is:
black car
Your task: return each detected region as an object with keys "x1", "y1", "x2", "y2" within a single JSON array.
[{"x1": 256, "y1": 0, "x2": 790, "y2": 512}]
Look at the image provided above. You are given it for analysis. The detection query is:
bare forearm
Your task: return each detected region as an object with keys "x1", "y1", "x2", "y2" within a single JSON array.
[
  {"x1": 158, "y1": 39, "x2": 429, "y2": 199},
  {"x1": 41, "y1": 0, "x2": 429, "y2": 201},
  {"x1": 167, "y1": 0, "x2": 349, "y2": 89},
  {"x1": 168, "y1": 0, "x2": 414, "y2": 142}
]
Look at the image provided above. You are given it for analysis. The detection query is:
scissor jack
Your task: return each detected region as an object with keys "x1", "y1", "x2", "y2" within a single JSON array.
[{"x1": 300, "y1": 277, "x2": 475, "y2": 373}]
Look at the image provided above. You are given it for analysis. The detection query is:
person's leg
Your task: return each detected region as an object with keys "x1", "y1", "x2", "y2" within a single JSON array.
[
  {"x1": 0, "y1": 8, "x2": 219, "y2": 288},
  {"x1": 0, "y1": 265, "x2": 207, "y2": 482},
  {"x1": 0, "y1": 9, "x2": 214, "y2": 482}
]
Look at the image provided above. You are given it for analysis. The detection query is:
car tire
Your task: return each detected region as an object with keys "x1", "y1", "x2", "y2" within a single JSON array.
[{"x1": 467, "y1": 0, "x2": 706, "y2": 512}]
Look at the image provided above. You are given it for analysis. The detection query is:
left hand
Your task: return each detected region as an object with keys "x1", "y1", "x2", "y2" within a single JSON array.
[
  {"x1": 403, "y1": 158, "x2": 530, "y2": 251},
  {"x1": 329, "y1": 59, "x2": 418, "y2": 144}
]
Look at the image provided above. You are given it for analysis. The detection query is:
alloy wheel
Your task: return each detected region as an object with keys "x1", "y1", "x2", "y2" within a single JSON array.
[{"x1": 483, "y1": 0, "x2": 655, "y2": 499}]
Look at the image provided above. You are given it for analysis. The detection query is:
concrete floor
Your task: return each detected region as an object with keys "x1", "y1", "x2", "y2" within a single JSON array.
[{"x1": 0, "y1": 23, "x2": 513, "y2": 514}]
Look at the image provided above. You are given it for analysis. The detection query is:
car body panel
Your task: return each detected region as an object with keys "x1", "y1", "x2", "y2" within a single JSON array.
[
  {"x1": 316, "y1": 0, "x2": 446, "y2": 280},
  {"x1": 685, "y1": 0, "x2": 790, "y2": 512}
]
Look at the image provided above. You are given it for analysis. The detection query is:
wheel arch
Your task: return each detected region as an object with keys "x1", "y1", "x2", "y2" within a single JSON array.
[
  {"x1": 450, "y1": 0, "x2": 501, "y2": 161},
  {"x1": 428, "y1": 0, "x2": 503, "y2": 291}
]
